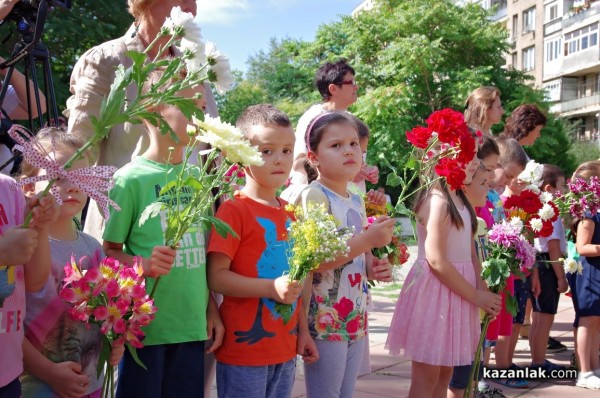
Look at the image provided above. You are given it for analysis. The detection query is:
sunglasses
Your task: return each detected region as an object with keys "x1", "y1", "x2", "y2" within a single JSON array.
[{"x1": 338, "y1": 79, "x2": 357, "y2": 86}]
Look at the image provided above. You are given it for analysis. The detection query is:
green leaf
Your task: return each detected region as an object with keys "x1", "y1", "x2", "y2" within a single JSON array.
[
  {"x1": 127, "y1": 343, "x2": 147, "y2": 370},
  {"x1": 139, "y1": 202, "x2": 165, "y2": 227},
  {"x1": 96, "y1": 335, "x2": 111, "y2": 379},
  {"x1": 505, "y1": 294, "x2": 518, "y2": 317},
  {"x1": 386, "y1": 172, "x2": 402, "y2": 188},
  {"x1": 201, "y1": 216, "x2": 238, "y2": 239}
]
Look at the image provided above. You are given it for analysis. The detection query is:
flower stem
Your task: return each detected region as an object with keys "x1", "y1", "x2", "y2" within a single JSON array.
[{"x1": 464, "y1": 314, "x2": 491, "y2": 398}]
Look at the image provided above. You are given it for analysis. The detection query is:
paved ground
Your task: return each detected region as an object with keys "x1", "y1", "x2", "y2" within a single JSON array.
[{"x1": 210, "y1": 245, "x2": 597, "y2": 397}]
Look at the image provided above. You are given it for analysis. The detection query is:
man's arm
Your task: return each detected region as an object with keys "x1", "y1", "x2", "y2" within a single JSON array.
[{"x1": 0, "y1": 0, "x2": 19, "y2": 21}]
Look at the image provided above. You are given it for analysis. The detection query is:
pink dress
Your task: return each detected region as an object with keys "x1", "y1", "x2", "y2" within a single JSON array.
[{"x1": 386, "y1": 205, "x2": 480, "y2": 366}]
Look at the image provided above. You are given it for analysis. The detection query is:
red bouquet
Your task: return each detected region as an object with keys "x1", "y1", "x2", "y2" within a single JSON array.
[{"x1": 503, "y1": 189, "x2": 559, "y2": 239}]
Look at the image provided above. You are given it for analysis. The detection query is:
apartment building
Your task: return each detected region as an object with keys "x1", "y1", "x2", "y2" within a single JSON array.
[{"x1": 542, "y1": 0, "x2": 600, "y2": 139}]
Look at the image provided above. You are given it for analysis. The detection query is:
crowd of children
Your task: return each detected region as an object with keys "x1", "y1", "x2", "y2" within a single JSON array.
[{"x1": 1, "y1": 37, "x2": 599, "y2": 398}]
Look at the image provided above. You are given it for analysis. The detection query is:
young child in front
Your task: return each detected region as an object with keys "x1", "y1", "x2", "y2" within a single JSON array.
[
  {"x1": 570, "y1": 160, "x2": 600, "y2": 389},
  {"x1": 528, "y1": 164, "x2": 568, "y2": 374},
  {"x1": 18, "y1": 127, "x2": 124, "y2": 398},
  {"x1": 207, "y1": 104, "x2": 319, "y2": 398},
  {"x1": 0, "y1": 155, "x2": 58, "y2": 397},
  {"x1": 491, "y1": 137, "x2": 529, "y2": 388},
  {"x1": 299, "y1": 111, "x2": 395, "y2": 397},
  {"x1": 102, "y1": 70, "x2": 223, "y2": 398},
  {"x1": 448, "y1": 137, "x2": 505, "y2": 398},
  {"x1": 386, "y1": 139, "x2": 501, "y2": 397}
]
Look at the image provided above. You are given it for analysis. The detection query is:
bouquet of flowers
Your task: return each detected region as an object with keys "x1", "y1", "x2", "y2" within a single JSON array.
[
  {"x1": 378, "y1": 108, "x2": 479, "y2": 220},
  {"x1": 366, "y1": 216, "x2": 410, "y2": 269},
  {"x1": 275, "y1": 202, "x2": 354, "y2": 323},
  {"x1": 61, "y1": 257, "x2": 157, "y2": 398},
  {"x1": 139, "y1": 115, "x2": 263, "y2": 297},
  {"x1": 465, "y1": 218, "x2": 536, "y2": 397},
  {"x1": 15, "y1": 6, "x2": 233, "y2": 228},
  {"x1": 555, "y1": 176, "x2": 600, "y2": 220},
  {"x1": 503, "y1": 189, "x2": 559, "y2": 239}
]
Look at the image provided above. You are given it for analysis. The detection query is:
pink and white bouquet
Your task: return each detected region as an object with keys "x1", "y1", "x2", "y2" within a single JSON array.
[
  {"x1": 466, "y1": 219, "x2": 537, "y2": 397},
  {"x1": 61, "y1": 257, "x2": 157, "y2": 398}
]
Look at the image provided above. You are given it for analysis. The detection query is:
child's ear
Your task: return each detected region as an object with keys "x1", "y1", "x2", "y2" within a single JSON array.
[
  {"x1": 543, "y1": 183, "x2": 553, "y2": 193},
  {"x1": 306, "y1": 151, "x2": 318, "y2": 167},
  {"x1": 22, "y1": 182, "x2": 36, "y2": 199}
]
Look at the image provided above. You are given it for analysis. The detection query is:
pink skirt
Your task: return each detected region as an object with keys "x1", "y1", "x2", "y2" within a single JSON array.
[{"x1": 386, "y1": 259, "x2": 480, "y2": 366}]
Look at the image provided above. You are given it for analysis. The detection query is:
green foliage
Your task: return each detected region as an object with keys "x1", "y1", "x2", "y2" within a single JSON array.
[
  {"x1": 569, "y1": 140, "x2": 600, "y2": 167},
  {"x1": 215, "y1": 72, "x2": 270, "y2": 124}
]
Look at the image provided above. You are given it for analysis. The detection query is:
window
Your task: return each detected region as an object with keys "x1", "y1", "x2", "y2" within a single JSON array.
[
  {"x1": 546, "y1": 3, "x2": 558, "y2": 22},
  {"x1": 523, "y1": 7, "x2": 535, "y2": 33},
  {"x1": 522, "y1": 46, "x2": 535, "y2": 71},
  {"x1": 512, "y1": 14, "x2": 518, "y2": 38},
  {"x1": 512, "y1": 52, "x2": 518, "y2": 68},
  {"x1": 546, "y1": 38, "x2": 562, "y2": 62},
  {"x1": 565, "y1": 23, "x2": 599, "y2": 56}
]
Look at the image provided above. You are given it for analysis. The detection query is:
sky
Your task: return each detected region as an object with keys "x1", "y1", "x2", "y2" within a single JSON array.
[{"x1": 197, "y1": 0, "x2": 362, "y2": 73}]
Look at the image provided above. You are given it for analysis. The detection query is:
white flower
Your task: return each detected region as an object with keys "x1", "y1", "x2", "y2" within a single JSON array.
[
  {"x1": 164, "y1": 6, "x2": 203, "y2": 44},
  {"x1": 519, "y1": 160, "x2": 544, "y2": 187},
  {"x1": 205, "y1": 41, "x2": 234, "y2": 94},
  {"x1": 509, "y1": 217, "x2": 524, "y2": 231},
  {"x1": 562, "y1": 258, "x2": 583, "y2": 275},
  {"x1": 179, "y1": 38, "x2": 207, "y2": 74},
  {"x1": 526, "y1": 184, "x2": 541, "y2": 194},
  {"x1": 538, "y1": 203, "x2": 556, "y2": 221},
  {"x1": 529, "y1": 217, "x2": 543, "y2": 232},
  {"x1": 540, "y1": 191, "x2": 553, "y2": 204},
  {"x1": 193, "y1": 115, "x2": 263, "y2": 166}
]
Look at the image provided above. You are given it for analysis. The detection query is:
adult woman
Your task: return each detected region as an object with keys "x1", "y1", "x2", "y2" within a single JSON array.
[
  {"x1": 464, "y1": 86, "x2": 504, "y2": 136},
  {"x1": 65, "y1": 0, "x2": 217, "y2": 239},
  {"x1": 502, "y1": 104, "x2": 547, "y2": 146}
]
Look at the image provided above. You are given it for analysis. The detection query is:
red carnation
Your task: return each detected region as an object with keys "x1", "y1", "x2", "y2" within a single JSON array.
[
  {"x1": 456, "y1": 133, "x2": 476, "y2": 165},
  {"x1": 435, "y1": 158, "x2": 466, "y2": 191},
  {"x1": 333, "y1": 297, "x2": 354, "y2": 319},
  {"x1": 406, "y1": 126, "x2": 432, "y2": 149},
  {"x1": 427, "y1": 108, "x2": 467, "y2": 144},
  {"x1": 504, "y1": 194, "x2": 522, "y2": 210},
  {"x1": 538, "y1": 219, "x2": 554, "y2": 238},
  {"x1": 549, "y1": 201, "x2": 560, "y2": 222},
  {"x1": 519, "y1": 190, "x2": 543, "y2": 214}
]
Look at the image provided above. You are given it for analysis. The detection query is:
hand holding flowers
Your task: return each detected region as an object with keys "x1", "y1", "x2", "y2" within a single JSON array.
[{"x1": 60, "y1": 257, "x2": 157, "y2": 398}]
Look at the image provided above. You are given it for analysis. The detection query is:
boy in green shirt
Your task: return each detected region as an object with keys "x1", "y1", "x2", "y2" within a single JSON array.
[{"x1": 103, "y1": 72, "x2": 223, "y2": 398}]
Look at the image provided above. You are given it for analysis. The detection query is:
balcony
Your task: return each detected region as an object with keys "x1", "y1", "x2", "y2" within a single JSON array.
[
  {"x1": 544, "y1": 17, "x2": 563, "y2": 36},
  {"x1": 552, "y1": 92, "x2": 600, "y2": 115},
  {"x1": 563, "y1": 2, "x2": 600, "y2": 29}
]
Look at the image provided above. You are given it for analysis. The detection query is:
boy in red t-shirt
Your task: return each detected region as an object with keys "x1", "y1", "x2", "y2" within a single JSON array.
[{"x1": 207, "y1": 104, "x2": 318, "y2": 397}]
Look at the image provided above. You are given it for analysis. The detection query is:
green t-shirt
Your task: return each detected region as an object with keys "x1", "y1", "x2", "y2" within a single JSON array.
[{"x1": 103, "y1": 156, "x2": 208, "y2": 345}]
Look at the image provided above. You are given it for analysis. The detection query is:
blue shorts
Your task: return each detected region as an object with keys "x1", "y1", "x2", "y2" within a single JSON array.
[
  {"x1": 116, "y1": 341, "x2": 205, "y2": 398},
  {"x1": 513, "y1": 277, "x2": 531, "y2": 325},
  {"x1": 216, "y1": 359, "x2": 296, "y2": 398},
  {"x1": 0, "y1": 378, "x2": 20, "y2": 398},
  {"x1": 449, "y1": 362, "x2": 484, "y2": 389}
]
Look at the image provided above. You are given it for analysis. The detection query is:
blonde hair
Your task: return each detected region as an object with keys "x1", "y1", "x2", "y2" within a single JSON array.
[
  {"x1": 573, "y1": 160, "x2": 600, "y2": 181},
  {"x1": 464, "y1": 86, "x2": 501, "y2": 131},
  {"x1": 19, "y1": 127, "x2": 89, "y2": 179},
  {"x1": 127, "y1": 0, "x2": 157, "y2": 20}
]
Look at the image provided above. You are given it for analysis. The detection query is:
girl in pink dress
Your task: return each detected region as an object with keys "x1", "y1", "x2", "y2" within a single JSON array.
[{"x1": 386, "y1": 176, "x2": 502, "y2": 397}]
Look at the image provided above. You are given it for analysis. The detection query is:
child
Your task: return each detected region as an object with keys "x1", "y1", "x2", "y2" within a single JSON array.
[
  {"x1": 0, "y1": 162, "x2": 58, "y2": 397},
  {"x1": 386, "y1": 141, "x2": 501, "y2": 397},
  {"x1": 102, "y1": 70, "x2": 223, "y2": 398},
  {"x1": 463, "y1": 86, "x2": 503, "y2": 136},
  {"x1": 448, "y1": 138, "x2": 506, "y2": 398},
  {"x1": 491, "y1": 137, "x2": 529, "y2": 388},
  {"x1": 207, "y1": 104, "x2": 318, "y2": 398},
  {"x1": 18, "y1": 127, "x2": 124, "y2": 397},
  {"x1": 529, "y1": 164, "x2": 568, "y2": 373},
  {"x1": 348, "y1": 115, "x2": 378, "y2": 193},
  {"x1": 571, "y1": 161, "x2": 600, "y2": 389},
  {"x1": 299, "y1": 111, "x2": 395, "y2": 397}
]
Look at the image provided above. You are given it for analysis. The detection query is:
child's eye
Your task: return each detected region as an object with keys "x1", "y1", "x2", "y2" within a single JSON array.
[
  {"x1": 331, "y1": 143, "x2": 340, "y2": 148},
  {"x1": 262, "y1": 149, "x2": 272, "y2": 155},
  {"x1": 283, "y1": 148, "x2": 292, "y2": 154},
  {"x1": 351, "y1": 141, "x2": 359, "y2": 146}
]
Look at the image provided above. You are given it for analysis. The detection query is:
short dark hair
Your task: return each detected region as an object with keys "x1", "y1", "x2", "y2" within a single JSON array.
[
  {"x1": 315, "y1": 60, "x2": 356, "y2": 101},
  {"x1": 502, "y1": 104, "x2": 547, "y2": 142},
  {"x1": 477, "y1": 135, "x2": 499, "y2": 160},
  {"x1": 495, "y1": 136, "x2": 528, "y2": 168},
  {"x1": 541, "y1": 164, "x2": 565, "y2": 189},
  {"x1": 351, "y1": 115, "x2": 370, "y2": 139},
  {"x1": 236, "y1": 104, "x2": 291, "y2": 137}
]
